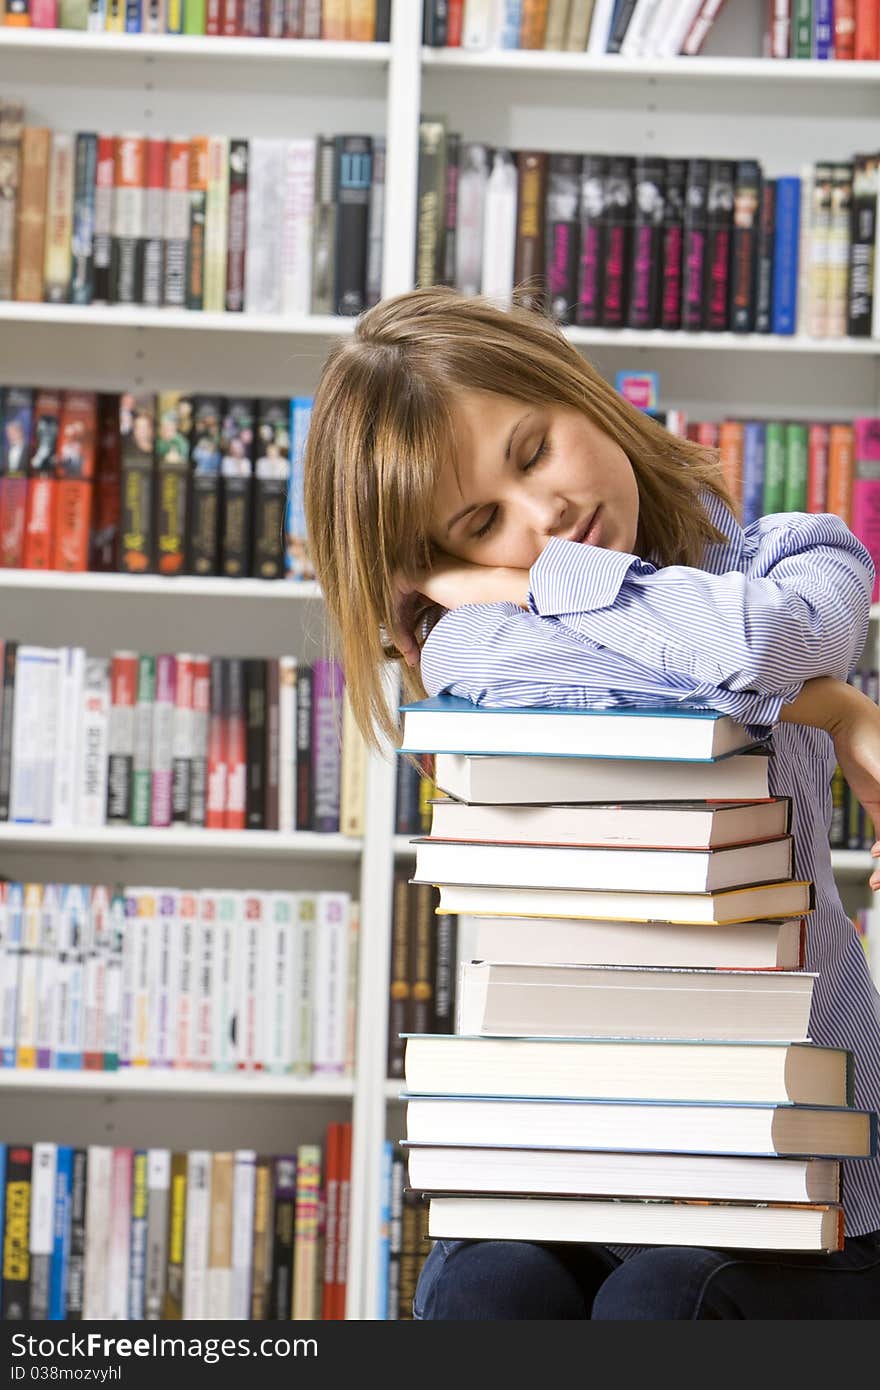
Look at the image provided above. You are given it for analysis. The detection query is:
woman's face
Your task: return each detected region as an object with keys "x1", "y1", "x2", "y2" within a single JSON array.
[{"x1": 429, "y1": 389, "x2": 640, "y2": 570}]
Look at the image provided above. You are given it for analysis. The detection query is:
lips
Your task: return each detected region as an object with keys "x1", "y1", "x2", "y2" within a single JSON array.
[{"x1": 574, "y1": 506, "x2": 601, "y2": 545}]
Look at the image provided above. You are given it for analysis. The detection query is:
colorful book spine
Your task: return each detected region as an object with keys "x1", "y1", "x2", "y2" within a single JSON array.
[
  {"x1": 771, "y1": 175, "x2": 801, "y2": 335},
  {"x1": 131, "y1": 654, "x2": 155, "y2": 827},
  {"x1": 852, "y1": 417, "x2": 880, "y2": 604},
  {"x1": 150, "y1": 653, "x2": 176, "y2": 829}
]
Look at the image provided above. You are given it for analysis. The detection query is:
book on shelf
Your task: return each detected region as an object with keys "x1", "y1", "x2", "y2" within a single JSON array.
[
  {"x1": 399, "y1": 695, "x2": 759, "y2": 761},
  {"x1": 424, "y1": 1194, "x2": 845, "y2": 1253},
  {"x1": 455, "y1": 960, "x2": 818, "y2": 1041},
  {"x1": 401, "y1": 1034, "x2": 853, "y2": 1107},
  {"x1": 403, "y1": 1093, "x2": 875, "y2": 1159},
  {"x1": 403, "y1": 1144, "x2": 841, "y2": 1206}
]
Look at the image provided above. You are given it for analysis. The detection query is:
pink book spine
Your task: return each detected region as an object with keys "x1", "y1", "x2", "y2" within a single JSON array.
[
  {"x1": 150, "y1": 654, "x2": 176, "y2": 828},
  {"x1": 106, "y1": 1147, "x2": 133, "y2": 1320},
  {"x1": 31, "y1": 0, "x2": 58, "y2": 24},
  {"x1": 851, "y1": 417, "x2": 880, "y2": 604}
]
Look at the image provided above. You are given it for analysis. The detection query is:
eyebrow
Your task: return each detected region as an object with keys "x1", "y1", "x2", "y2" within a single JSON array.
[{"x1": 445, "y1": 411, "x2": 532, "y2": 535}]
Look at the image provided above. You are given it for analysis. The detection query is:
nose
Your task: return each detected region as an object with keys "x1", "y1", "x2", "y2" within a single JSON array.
[{"x1": 518, "y1": 487, "x2": 568, "y2": 538}]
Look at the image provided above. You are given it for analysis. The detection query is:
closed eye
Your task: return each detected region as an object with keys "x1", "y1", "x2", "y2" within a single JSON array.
[{"x1": 472, "y1": 438, "x2": 551, "y2": 540}]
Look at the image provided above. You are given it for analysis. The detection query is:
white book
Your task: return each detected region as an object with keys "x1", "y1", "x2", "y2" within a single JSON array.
[
  {"x1": 29, "y1": 1142, "x2": 57, "y2": 1321},
  {"x1": 193, "y1": 891, "x2": 217, "y2": 1070},
  {"x1": 480, "y1": 148, "x2": 518, "y2": 304},
  {"x1": 872, "y1": 189, "x2": 880, "y2": 338},
  {"x1": 119, "y1": 889, "x2": 138, "y2": 1067},
  {"x1": 36, "y1": 646, "x2": 61, "y2": 825},
  {"x1": 652, "y1": 0, "x2": 703, "y2": 55},
  {"x1": 462, "y1": 0, "x2": 494, "y2": 49},
  {"x1": 797, "y1": 162, "x2": 814, "y2": 337},
  {"x1": 154, "y1": 890, "x2": 179, "y2": 1068},
  {"x1": 10, "y1": 647, "x2": 57, "y2": 823},
  {"x1": 203, "y1": 134, "x2": 230, "y2": 313},
  {"x1": 278, "y1": 656, "x2": 297, "y2": 833},
  {"x1": 83, "y1": 887, "x2": 109, "y2": 1071},
  {"x1": 281, "y1": 139, "x2": 316, "y2": 316},
  {"x1": 77, "y1": 657, "x2": 110, "y2": 828},
  {"x1": 144, "y1": 1149, "x2": 171, "y2": 1320},
  {"x1": 35, "y1": 883, "x2": 59, "y2": 1070},
  {"x1": 265, "y1": 892, "x2": 295, "y2": 1073},
  {"x1": 52, "y1": 645, "x2": 85, "y2": 828},
  {"x1": 564, "y1": 0, "x2": 598, "y2": 50},
  {"x1": 230, "y1": 1150, "x2": 257, "y2": 1321},
  {"x1": 344, "y1": 900, "x2": 359, "y2": 1078},
  {"x1": 491, "y1": 0, "x2": 517, "y2": 47},
  {"x1": 175, "y1": 891, "x2": 199, "y2": 1067},
  {"x1": 0, "y1": 884, "x2": 21, "y2": 1068},
  {"x1": 131, "y1": 888, "x2": 153, "y2": 1067},
  {"x1": 456, "y1": 143, "x2": 490, "y2": 296},
  {"x1": 82, "y1": 1145, "x2": 113, "y2": 1320},
  {"x1": 236, "y1": 892, "x2": 265, "y2": 1071},
  {"x1": 312, "y1": 891, "x2": 350, "y2": 1075},
  {"x1": 587, "y1": 0, "x2": 617, "y2": 52},
  {"x1": 620, "y1": 0, "x2": 664, "y2": 55},
  {"x1": 104, "y1": 891, "x2": 125, "y2": 1069},
  {"x1": 105, "y1": 1148, "x2": 132, "y2": 1320},
  {"x1": 15, "y1": 883, "x2": 42, "y2": 1068},
  {"x1": 182, "y1": 1151, "x2": 212, "y2": 1321},
  {"x1": 292, "y1": 892, "x2": 316, "y2": 1075},
  {"x1": 214, "y1": 891, "x2": 240, "y2": 1072},
  {"x1": 244, "y1": 138, "x2": 286, "y2": 315},
  {"x1": 54, "y1": 884, "x2": 87, "y2": 1070}
]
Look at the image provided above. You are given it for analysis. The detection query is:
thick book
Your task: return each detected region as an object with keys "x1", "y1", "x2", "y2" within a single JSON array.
[
  {"x1": 333, "y1": 134, "x2": 372, "y2": 316},
  {"x1": 427, "y1": 797, "x2": 791, "y2": 849},
  {"x1": 404, "y1": 1144, "x2": 840, "y2": 1206},
  {"x1": 772, "y1": 175, "x2": 801, "y2": 335},
  {"x1": 659, "y1": 156, "x2": 685, "y2": 331},
  {"x1": 574, "y1": 154, "x2": 606, "y2": 327},
  {"x1": 425, "y1": 1194, "x2": 845, "y2": 1252},
  {"x1": 729, "y1": 159, "x2": 761, "y2": 333},
  {"x1": 400, "y1": 696, "x2": 757, "y2": 761},
  {"x1": 754, "y1": 176, "x2": 776, "y2": 333},
  {"x1": 455, "y1": 960, "x2": 817, "y2": 1041},
  {"x1": 600, "y1": 155, "x2": 632, "y2": 328},
  {"x1": 401, "y1": 1034, "x2": 852, "y2": 1107},
  {"x1": 413, "y1": 833, "x2": 795, "y2": 895},
  {"x1": 545, "y1": 151, "x2": 580, "y2": 325},
  {"x1": 702, "y1": 158, "x2": 735, "y2": 332},
  {"x1": 404, "y1": 1094, "x2": 874, "y2": 1160},
  {"x1": 681, "y1": 157, "x2": 709, "y2": 331},
  {"x1": 118, "y1": 393, "x2": 155, "y2": 574},
  {"x1": 188, "y1": 396, "x2": 223, "y2": 576},
  {"x1": 626, "y1": 155, "x2": 665, "y2": 330},
  {"x1": 513, "y1": 149, "x2": 548, "y2": 313}
]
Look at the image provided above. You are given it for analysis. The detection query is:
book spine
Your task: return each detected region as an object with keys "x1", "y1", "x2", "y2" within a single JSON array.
[
  {"x1": 728, "y1": 159, "x2": 761, "y2": 333},
  {"x1": 213, "y1": 893, "x2": 238, "y2": 1073},
  {"x1": 182, "y1": 1151, "x2": 211, "y2": 1321},
  {"x1": 600, "y1": 156, "x2": 632, "y2": 328},
  {"x1": 235, "y1": 892, "x2": 263, "y2": 1071},
  {"x1": 281, "y1": 137, "x2": 316, "y2": 316},
  {"x1": 28, "y1": 1142, "x2": 56, "y2": 1321},
  {"x1": 106, "y1": 650, "x2": 137, "y2": 824},
  {"x1": 741, "y1": 421, "x2": 766, "y2": 530},
  {"x1": 414, "y1": 120, "x2": 446, "y2": 292},
  {"x1": 171, "y1": 653, "x2": 194, "y2": 825},
  {"x1": 162, "y1": 1154, "x2": 186, "y2": 1319},
  {"x1": 230, "y1": 1151, "x2": 256, "y2": 1321},
  {"x1": 245, "y1": 139, "x2": 284, "y2": 315},
  {"x1": 54, "y1": 884, "x2": 86, "y2": 1071},
  {"x1": 150, "y1": 653, "x2": 176, "y2": 828},
  {"x1": 827, "y1": 423, "x2": 855, "y2": 525},
  {"x1": 754, "y1": 177, "x2": 777, "y2": 334},
  {"x1": 852, "y1": 418, "x2": 880, "y2": 604},
  {"x1": 249, "y1": 1159, "x2": 272, "y2": 1320},
  {"x1": 118, "y1": 392, "x2": 156, "y2": 575},
  {"x1": 311, "y1": 658, "x2": 343, "y2": 833},
  {"x1": 0, "y1": 387, "x2": 30, "y2": 571},
  {"x1": 807, "y1": 421, "x2": 831, "y2": 513},
  {"x1": 70, "y1": 132, "x2": 97, "y2": 306},
  {"x1": 188, "y1": 656, "x2": 210, "y2": 827},
  {"x1": 141, "y1": 137, "x2": 166, "y2": 308},
  {"x1": 155, "y1": 391, "x2": 190, "y2": 577},
  {"x1": 186, "y1": 136, "x2": 209, "y2": 311},
  {"x1": 295, "y1": 662, "x2": 313, "y2": 830},
  {"x1": 2, "y1": 1147, "x2": 32, "y2": 1319},
  {"x1": 658, "y1": 157, "x2": 685, "y2": 332},
  {"x1": 278, "y1": 655, "x2": 297, "y2": 834},
  {"x1": 53, "y1": 390, "x2": 97, "y2": 573},
  {"x1": 131, "y1": 654, "x2": 155, "y2": 827},
  {"x1": 366, "y1": 134, "x2": 387, "y2": 307},
  {"x1": 512, "y1": 149, "x2": 548, "y2": 313},
  {"x1": 91, "y1": 394, "x2": 121, "y2": 573},
  {"x1": 251, "y1": 457, "x2": 287, "y2": 580},
  {"x1": 205, "y1": 1152, "x2": 234, "y2": 1321},
  {"x1": 154, "y1": 891, "x2": 177, "y2": 1067},
  {"x1": 387, "y1": 871, "x2": 409, "y2": 1080},
  {"x1": 65, "y1": 1149, "x2": 87, "y2": 1319},
  {"x1": 771, "y1": 176, "x2": 801, "y2": 334},
  {"x1": 106, "y1": 1147, "x2": 132, "y2": 1319},
  {"x1": 173, "y1": 892, "x2": 198, "y2": 1066},
  {"x1": 206, "y1": 657, "x2": 227, "y2": 831},
  {"x1": 43, "y1": 132, "x2": 74, "y2": 303},
  {"x1": 24, "y1": 389, "x2": 61, "y2": 572},
  {"x1": 225, "y1": 657, "x2": 246, "y2": 831},
  {"x1": 545, "y1": 151, "x2": 579, "y2": 325},
  {"x1": 189, "y1": 396, "x2": 222, "y2": 577},
  {"x1": 225, "y1": 139, "x2": 248, "y2": 312},
  {"x1": 0, "y1": 884, "x2": 22, "y2": 1068},
  {"x1": 144, "y1": 1149, "x2": 170, "y2": 1319},
  {"x1": 103, "y1": 892, "x2": 124, "y2": 1071},
  {"x1": 83, "y1": 886, "x2": 108, "y2": 1072},
  {"x1": 681, "y1": 158, "x2": 709, "y2": 331},
  {"x1": 319, "y1": 1125, "x2": 340, "y2": 1319},
  {"x1": 162, "y1": 137, "x2": 190, "y2": 308},
  {"x1": 702, "y1": 158, "x2": 735, "y2": 331},
  {"x1": 110, "y1": 135, "x2": 145, "y2": 305},
  {"x1": 827, "y1": 162, "x2": 852, "y2": 338},
  {"x1": 265, "y1": 893, "x2": 294, "y2": 1074},
  {"x1": 128, "y1": 1150, "x2": 148, "y2": 1319},
  {"x1": 332, "y1": 1123, "x2": 352, "y2": 1319},
  {"x1": 848, "y1": 154, "x2": 877, "y2": 336},
  {"x1": 81, "y1": 1146, "x2": 110, "y2": 1319},
  {"x1": 0, "y1": 643, "x2": 17, "y2": 823},
  {"x1": 268, "y1": 1156, "x2": 296, "y2": 1320},
  {"x1": 35, "y1": 884, "x2": 57, "y2": 1068},
  {"x1": 52, "y1": 645, "x2": 85, "y2": 826},
  {"x1": 203, "y1": 134, "x2": 230, "y2": 313},
  {"x1": 291, "y1": 1144, "x2": 321, "y2": 1320},
  {"x1": 15, "y1": 127, "x2": 50, "y2": 303},
  {"x1": 627, "y1": 155, "x2": 665, "y2": 330},
  {"x1": 0, "y1": 102, "x2": 24, "y2": 303},
  {"x1": 312, "y1": 892, "x2": 349, "y2": 1075},
  {"x1": 291, "y1": 893, "x2": 315, "y2": 1076},
  {"x1": 333, "y1": 134, "x2": 372, "y2": 315}
]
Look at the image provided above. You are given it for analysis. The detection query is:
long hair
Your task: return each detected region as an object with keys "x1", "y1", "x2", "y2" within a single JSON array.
[{"x1": 303, "y1": 286, "x2": 734, "y2": 753}]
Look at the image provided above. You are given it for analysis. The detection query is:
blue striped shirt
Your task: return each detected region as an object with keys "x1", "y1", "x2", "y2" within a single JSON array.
[{"x1": 420, "y1": 489, "x2": 880, "y2": 1239}]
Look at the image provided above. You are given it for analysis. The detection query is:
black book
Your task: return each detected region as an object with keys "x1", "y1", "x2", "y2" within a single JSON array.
[
  {"x1": 546, "y1": 151, "x2": 580, "y2": 325},
  {"x1": 225, "y1": 139, "x2": 248, "y2": 314},
  {"x1": 295, "y1": 662, "x2": 313, "y2": 831},
  {"x1": 431, "y1": 911, "x2": 458, "y2": 1034},
  {"x1": 387, "y1": 869, "x2": 410, "y2": 1079},
  {"x1": 375, "y1": 0, "x2": 391, "y2": 41},
  {"x1": 70, "y1": 133, "x2": 97, "y2": 306},
  {"x1": 575, "y1": 154, "x2": 607, "y2": 327},
  {"x1": 681, "y1": 158, "x2": 710, "y2": 331},
  {"x1": 188, "y1": 395, "x2": 223, "y2": 576},
  {"x1": 245, "y1": 659, "x2": 266, "y2": 831},
  {"x1": 118, "y1": 393, "x2": 156, "y2": 574},
  {"x1": 220, "y1": 397, "x2": 255, "y2": 579},
  {"x1": 1, "y1": 1145, "x2": 32, "y2": 1320},
  {"x1": 65, "y1": 1148, "x2": 87, "y2": 1320},
  {"x1": 703, "y1": 159, "x2": 735, "y2": 332},
  {"x1": 607, "y1": 0, "x2": 638, "y2": 52},
  {"x1": 627, "y1": 156, "x2": 666, "y2": 331},
  {"x1": 442, "y1": 131, "x2": 460, "y2": 289},
  {"x1": 155, "y1": 391, "x2": 192, "y2": 578},
  {"x1": 424, "y1": 0, "x2": 447, "y2": 47},
  {"x1": 0, "y1": 639, "x2": 17, "y2": 822},
  {"x1": 333, "y1": 134, "x2": 373, "y2": 316},
  {"x1": 659, "y1": 157, "x2": 686, "y2": 331},
  {"x1": 601, "y1": 156, "x2": 633, "y2": 329},
  {"x1": 848, "y1": 153, "x2": 879, "y2": 337},
  {"x1": 268, "y1": 1156, "x2": 296, "y2": 1321},
  {"x1": 251, "y1": 398, "x2": 289, "y2": 581},
  {"x1": 754, "y1": 178, "x2": 777, "y2": 334},
  {"x1": 729, "y1": 160, "x2": 762, "y2": 334}
]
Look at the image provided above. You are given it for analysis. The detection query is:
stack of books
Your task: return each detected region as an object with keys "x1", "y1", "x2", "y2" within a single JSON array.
[{"x1": 395, "y1": 695, "x2": 876, "y2": 1252}]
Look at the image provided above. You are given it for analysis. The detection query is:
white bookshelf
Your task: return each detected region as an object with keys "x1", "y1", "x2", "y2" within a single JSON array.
[{"x1": 0, "y1": 0, "x2": 878, "y2": 1321}]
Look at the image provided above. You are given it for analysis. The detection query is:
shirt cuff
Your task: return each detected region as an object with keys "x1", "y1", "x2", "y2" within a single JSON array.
[{"x1": 527, "y1": 537, "x2": 654, "y2": 617}]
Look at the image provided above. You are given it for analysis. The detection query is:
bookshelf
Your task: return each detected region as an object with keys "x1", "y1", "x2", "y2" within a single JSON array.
[{"x1": 0, "y1": 0, "x2": 879, "y2": 1321}]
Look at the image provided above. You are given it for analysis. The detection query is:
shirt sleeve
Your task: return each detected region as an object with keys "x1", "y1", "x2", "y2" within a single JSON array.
[{"x1": 527, "y1": 511, "x2": 874, "y2": 699}]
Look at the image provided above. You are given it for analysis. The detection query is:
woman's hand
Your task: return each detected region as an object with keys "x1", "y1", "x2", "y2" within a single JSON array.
[
  {"x1": 388, "y1": 550, "x2": 531, "y2": 668},
  {"x1": 822, "y1": 682, "x2": 880, "y2": 889}
]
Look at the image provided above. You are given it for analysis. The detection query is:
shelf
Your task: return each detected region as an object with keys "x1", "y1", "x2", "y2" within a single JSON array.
[
  {"x1": 0, "y1": 569, "x2": 322, "y2": 600},
  {"x1": 422, "y1": 49, "x2": 880, "y2": 86},
  {"x1": 0, "y1": 30, "x2": 390, "y2": 65},
  {"x1": 564, "y1": 328, "x2": 880, "y2": 355},
  {"x1": 0, "y1": 825, "x2": 362, "y2": 856},
  {"x1": 0, "y1": 1068, "x2": 355, "y2": 1098},
  {"x1": 0, "y1": 303, "x2": 356, "y2": 337}
]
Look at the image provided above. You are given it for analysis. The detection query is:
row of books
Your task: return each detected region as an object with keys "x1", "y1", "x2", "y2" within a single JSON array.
[
  {"x1": 0, "y1": 388, "x2": 316, "y2": 580},
  {"x1": 377, "y1": 1144, "x2": 428, "y2": 1322},
  {"x1": 386, "y1": 875, "x2": 457, "y2": 1079},
  {"x1": 0, "y1": 645, "x2": 365, "y2": 834},
  {"x1": 416, "y1": 123, "x2": 880, "y2": 339},
  {"x1": 397, "y1": 695, "x2": 875, "y2": 1250},
  {"x1": 0, "y1": 0, "x2": 391, "y2": 39},
  {"x1": 424, "y1": 0, "x2": 877, "y2": 62},
  {"x1": 0, "y1": 1130, "x2": 354, "y2": 1320},
  {"x1": 0, "y1": 881, "x2": 357, "y2": 1076},
  {"x1": 0, "y1": 113, "x2": 383, "y2": 318}
]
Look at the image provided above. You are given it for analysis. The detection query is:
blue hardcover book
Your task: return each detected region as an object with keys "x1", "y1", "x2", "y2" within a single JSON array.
[
  {"x1": 376, "y1": 1139, "x2": 394, "y2": 1320},
  {"x1": 813, "y1": 0, "x2": 834, "y2": 57},
  {"x1": 48, "y1": 1147, "x2": 73, "y2": 1321},
  {"x1": 771, "y1": 177, "x2": 801, "y2": 335},
  {"x1": 741, "y1": 421, "x2": 766, "y2": 529},
  {"x1": 398, "y1": 694, "x2": 761, "y2": 762},
  {"x1": 499, "y1": 0, "x2": 523, "y2": 47},
  {"x1": 285, "y1": 397, "x2": 314, "y2": 580},
  {"x1": 126, "y1": 0, "x2": 141, "y2": 29}
]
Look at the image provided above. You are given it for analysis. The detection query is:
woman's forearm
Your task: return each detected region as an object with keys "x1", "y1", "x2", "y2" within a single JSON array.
[{"x1": 777, "y1": 675, "x2": 863, "y2": 736}]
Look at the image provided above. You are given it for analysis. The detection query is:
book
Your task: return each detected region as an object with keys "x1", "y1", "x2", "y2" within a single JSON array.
[
  {"x1": 455, "y1": 960, "x2": 818, "y2": 1041},
  {"x1": 465, "y1": 912, "x2": 806, "y2": 970},
  {"x1": 425, "y1": 1194, "x2": 845, "y2": 1252},
  {"x1": 400, "y1": 697, "x2": 758, "y2": 761},
  {"x1": 403, "y1": 1144, "x2": 840, "y2": 1205},
  {"x1": 401, "y1": 1034, "x2": 851, "y2": 1107},
  {"x1": 404, "y1": 1094, "x2": 874, "y2": 1159}
]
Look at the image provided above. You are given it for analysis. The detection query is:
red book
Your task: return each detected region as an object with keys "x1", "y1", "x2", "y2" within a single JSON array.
[
  {"x1": 225, "y1": 657, "x2": 246, "y2": 831},
  {"x1": 23, "y1": 389, "x2": 61, "y2": 570},
  {"x1": 206, "y1": 0, "x2": 222, "y2": 33},
  {"x1": 766, "y1": 0, "x2": 791, "y2": 57},
  {"x1": 206, "y1": 656, "x2": 227, "y2": 831},
  {"x1": 835, "y1": 0, "x2": 857, "y2": 58},
  {"x1": 682, "y1": 0, "x2": 730, "y2": 54},
  {"x1": 855, "y1": 0, "x2": 878, "y2": 58},
  {"x1": 333, "y1": 1121, "x2": 353, "y2": 1320},
  {"x1": 91, "y1": 393, "x2": 121, "y2": 571},
  {"x1": 447, "y1": 0, "x2": 464, "y2": 46},
  {"x1": 320, "y1": 1122, "x2": 342, "y2": 1320},
  {"x1": 0, "y1": 386, "x2": 32, "y2": 568},
  {"x1": 806, "y1": 422, "x2": 831, "y2": 513},
  {"x1": 53, "y1": 391, "x2": 97, "y2": 571},
  {"x1": 222, "y1": 0, "x2": 241, "y2": 34}
]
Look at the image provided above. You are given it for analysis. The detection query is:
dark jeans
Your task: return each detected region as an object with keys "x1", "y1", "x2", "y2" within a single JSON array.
[{"x1": 412, "y1": 1232, "x2": 880, "y2": 1319}]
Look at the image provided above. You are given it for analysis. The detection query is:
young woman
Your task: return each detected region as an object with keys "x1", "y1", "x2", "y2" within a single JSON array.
[{"x1": 304, "y1": 286, "x2": 880, "y2": 1319}]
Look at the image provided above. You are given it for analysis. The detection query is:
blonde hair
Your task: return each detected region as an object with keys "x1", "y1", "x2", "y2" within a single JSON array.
[{"x1": 303, "y1": 286, "x2": 734, "y2": 754}]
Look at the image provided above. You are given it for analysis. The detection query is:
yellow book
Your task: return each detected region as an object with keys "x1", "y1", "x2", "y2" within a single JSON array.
[
  {"x1": 348, "y1": 0, "x2": 375, "y2": 41},
  {"x1": 339, "y1": 686, "x2": 367, "y2": 836},
  {"x1": 43, "y1": 132, "x2": 75, "y2": 304},
  {"x1": 322, "y1": 0, "x2": 348, "y2": 40},
  {"x1": 202, "y1": 134, "x2": 229, "y2": 313},
  {"x1": 290, "y1": 1144, "x2": 322, "y2": 1319}
]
